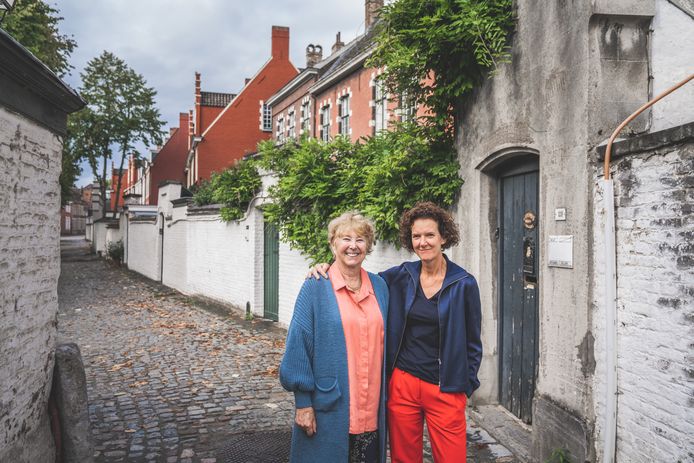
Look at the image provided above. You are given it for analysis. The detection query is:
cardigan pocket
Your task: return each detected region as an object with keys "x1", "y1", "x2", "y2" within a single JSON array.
[{"x1": 312, "y1": 376, "x2": 341, "y2": 411}]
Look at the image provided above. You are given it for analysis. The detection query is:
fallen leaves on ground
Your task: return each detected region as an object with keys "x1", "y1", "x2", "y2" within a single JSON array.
[{"x1": 109, "y1": 360, "x2": 133, "y2": 372}]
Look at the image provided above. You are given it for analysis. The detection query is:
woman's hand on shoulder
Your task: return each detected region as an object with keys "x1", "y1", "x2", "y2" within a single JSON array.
[
  {"x1": 295, "y1": 406, "x2": 317, "y2": 437},
  {"x1": 305, "y1": 263, "x2": 330, "y2": 280}
]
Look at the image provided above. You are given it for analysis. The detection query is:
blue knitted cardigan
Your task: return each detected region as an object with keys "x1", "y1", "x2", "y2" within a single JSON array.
[{"x1": 279, "y1": 273, "x2": 389, "y2": 463}]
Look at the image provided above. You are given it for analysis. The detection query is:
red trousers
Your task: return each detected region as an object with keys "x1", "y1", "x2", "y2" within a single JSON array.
[{"x1": 388, "y1": 368, "x2": 467, "y2": 462}]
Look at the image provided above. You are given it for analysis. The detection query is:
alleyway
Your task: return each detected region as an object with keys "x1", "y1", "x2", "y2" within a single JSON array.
[{"x1": 58, "y1": 236, "x2": 519, "y2": 463}]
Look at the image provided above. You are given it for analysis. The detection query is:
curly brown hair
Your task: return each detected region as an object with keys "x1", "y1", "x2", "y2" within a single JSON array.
[{"x1": 399, "y1": 202, "x2": 460, "y2": 252}]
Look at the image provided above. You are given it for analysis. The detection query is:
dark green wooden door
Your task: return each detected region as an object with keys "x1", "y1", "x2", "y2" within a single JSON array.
[
  {"x1": 263, "y1": 221, "x2": 280, "y2": 321},
  {"x1": 499, "y1": 165, "x2": 539, "y2": 424}
]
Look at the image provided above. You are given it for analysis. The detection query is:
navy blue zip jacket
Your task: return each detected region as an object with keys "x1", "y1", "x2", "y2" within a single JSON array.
[{"x1": 379, "y1": 254, "x2": 482, "y2": 397}]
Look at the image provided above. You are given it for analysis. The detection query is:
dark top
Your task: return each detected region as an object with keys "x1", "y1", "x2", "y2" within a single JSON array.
[{"x1": 395, "y1": 284, "x2": 440, "y2": 384}]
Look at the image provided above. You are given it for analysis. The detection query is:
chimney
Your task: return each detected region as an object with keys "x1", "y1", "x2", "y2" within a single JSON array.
[
  {"x1": 179, "y1": 112, "x2": 188, "y2": 130},
  {"x1": 194, "y1": 72, "x2": 201, "y2": 136},
  {"x1": 365, "y1": 0, "x2": 383, "y2": 29},
  {"x1": 306, "y1": 44, "x2": 323, "y2": 67},
  {"x1": 332, "y1": 32, "x2": 345, "y2": 54},
  {"x1": 271, "y1": 25, "x2": 290, "y2": 60},
  {"x1": 169, "y1": 127, "x2": 177, "y2": 137},
  {"x1": 245, "y1": 77, "x2": 251, "y2": 86},
  {"x1": 188, "y1": 109, "x2": 194, "y2": 150}
]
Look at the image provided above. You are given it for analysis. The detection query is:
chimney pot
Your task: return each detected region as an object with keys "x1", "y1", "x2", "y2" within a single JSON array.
[
  {"x1": 332, "y1": 32, "x2": 345, "y2": 54},
  {"x1": 306, "y1": 44, "x2": 323, "y2": 67}
]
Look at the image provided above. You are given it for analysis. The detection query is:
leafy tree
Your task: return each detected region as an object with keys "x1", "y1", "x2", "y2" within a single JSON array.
[
  {"x1": 59, "y1": 118, "x2": 82, "y2": 204},
  {"x1": 1, "y1": 0, "x2": 76, "y2": 77},
  {"x1": 367, "y1": 0, "x2": 514, "y2": 130},
  {"x1": 74, "y1": 51, "x2": 165, "y2": 215}
]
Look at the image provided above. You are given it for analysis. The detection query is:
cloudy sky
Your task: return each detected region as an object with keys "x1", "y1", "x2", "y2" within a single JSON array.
[{"x1": 54, "y1": 0, "x2": 369, "y2": 186}]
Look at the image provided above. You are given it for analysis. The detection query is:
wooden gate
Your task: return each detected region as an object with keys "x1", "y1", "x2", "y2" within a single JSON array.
[
  {"x1": 498, "y1": 161, "x2": 539, "y2": 424},
  {"x1": 263, "y1": 221, "x2": 280, "y2": 321}
]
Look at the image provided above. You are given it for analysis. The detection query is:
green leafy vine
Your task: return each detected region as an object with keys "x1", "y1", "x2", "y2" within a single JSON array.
[
  {"x1": 193, "y1": 160, "x2": 262, "y2": 222},
  {"x1": 257, "y1": 124, "x2": 463, "y2": 263},
  {"x1": 367, "y1": 0, "x2": 515, "y2": 130}
]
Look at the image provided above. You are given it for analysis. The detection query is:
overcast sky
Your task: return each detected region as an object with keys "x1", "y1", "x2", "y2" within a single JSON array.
[{"x1": 55, "y1": 0, "x2": 368, "y2": 186}]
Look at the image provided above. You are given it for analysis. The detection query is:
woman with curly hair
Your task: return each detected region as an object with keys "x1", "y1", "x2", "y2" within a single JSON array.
[{"x1": 310, "y1": 202, "x2": 482, "y2": 462}]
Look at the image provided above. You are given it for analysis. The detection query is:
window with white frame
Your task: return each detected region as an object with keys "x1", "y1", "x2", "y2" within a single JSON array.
[
  {"x1": 373, "y1": 79, "x2": 387, "y2": 134},
  {"x1": 287, "y1": 109, "x2": 296, "y2": 140},
  {"x1": 338, "y1": 95, "x2": 350, "y2": 137},
  {"x1": 300, "y1": 101, "x2": 311, "y2": 136},
  {"x1": 319, "y1": 105, "x2": 330, "y2": 142},
  {"x1": 277, "y1": 116, "x2": 286, "y2": 143},
  {"x1": 262, "y1": 103, "x2": 272, "y2": 131},
  {"x1": 399, "y1": 91, "x2": 416, "y2": 122}
]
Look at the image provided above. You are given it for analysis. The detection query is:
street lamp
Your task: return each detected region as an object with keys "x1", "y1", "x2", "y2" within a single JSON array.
[{"x1": 0, "y1": 0, "x2": 17, "y2": 24}]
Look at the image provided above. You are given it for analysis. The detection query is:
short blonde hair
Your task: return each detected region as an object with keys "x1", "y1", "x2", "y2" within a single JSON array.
[{"x1": 328, "y1": 211, "x2": 375, "y2": 254}]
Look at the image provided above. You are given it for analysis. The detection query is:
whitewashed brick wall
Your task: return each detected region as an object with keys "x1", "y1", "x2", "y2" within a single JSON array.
[
  {"x1": 592, "y1": 142, "x2": 693, "y2": 462},
  {"x1": 0, "y1": 106, "x2": 60, "y2": 461},
  {"x1": 93, "y1": 220, "x2": 108, "y2": 255},
  {"x1": 127, "y1": 181, "x2": 416, "y2": 329},
  {"x1": 127, "y1": 220, "x2": 161, "y2": 281},
  {"x1": 277, "y1": 237, "x2": 415, "y2": 327},
  {"x1": 185, "y1": 214, "x2": 255, "y2": 308},
  {"x1": 162, "y1": 212, "x2": 188, "y2": 291}
]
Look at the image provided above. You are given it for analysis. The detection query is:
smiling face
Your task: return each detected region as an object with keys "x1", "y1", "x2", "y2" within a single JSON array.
[
  {"x1": 331, "y1": 229, "x2": 368, "y2": 270},
  {"x1": 411, "y1": 218, "x2": 446, "y2": 263}
]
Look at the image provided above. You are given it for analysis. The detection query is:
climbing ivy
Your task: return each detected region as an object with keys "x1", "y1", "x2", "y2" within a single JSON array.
[
  {"x1": 257, "y1": 124, "x2": 463, "y2": 263},
  {"x1": 367, "y1": 0, "x2": 515, "y2": 129},
  {"x1": 193, "y1": 160, "x2": 262, "y2": 222}
]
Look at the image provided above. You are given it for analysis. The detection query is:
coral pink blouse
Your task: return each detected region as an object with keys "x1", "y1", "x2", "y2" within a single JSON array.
[{"x1": 329, "y1": 265, "x2": 384, "y2": 434}]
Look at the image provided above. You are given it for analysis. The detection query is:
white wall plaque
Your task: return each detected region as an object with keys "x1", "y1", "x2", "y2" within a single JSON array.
[{"x1": 548, "y1": 235, "x2": 573, "y2": 268}]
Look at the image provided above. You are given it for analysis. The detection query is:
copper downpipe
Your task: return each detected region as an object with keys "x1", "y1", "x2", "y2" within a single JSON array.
[{"x1": 603, "y1": 73, "x2": 694, "y2": 179}]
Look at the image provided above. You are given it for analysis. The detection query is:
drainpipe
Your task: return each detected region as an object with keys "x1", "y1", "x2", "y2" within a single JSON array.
[{"x1": 601, "y1": 72, "x2": 693, "y2": 463}]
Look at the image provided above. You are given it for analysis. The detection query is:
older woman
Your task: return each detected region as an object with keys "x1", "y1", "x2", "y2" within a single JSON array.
[
  {"x1": 280, "y1": 211, "x2": 389, "y2": 463},
  {"x1": 310, "y1": 202, "x2": 482, "y2": 462}
]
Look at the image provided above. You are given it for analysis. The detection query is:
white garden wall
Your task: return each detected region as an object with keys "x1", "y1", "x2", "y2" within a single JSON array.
[
  {"x1": 125, "y1": 181, "x2": 417, "y2": 328},
  {"x1": 127, "y1": 218, "x2": 160, "y2": 281}
]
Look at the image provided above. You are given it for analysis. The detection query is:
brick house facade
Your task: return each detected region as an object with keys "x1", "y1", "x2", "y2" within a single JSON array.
[
  {"x1": 147, "y1": 112, "x2": 190, "y2": 205},
  {"x1": 109, "y1": 166, "x2": 127, "y2": 211},
  {"x1": 267, "y1": 0, "x2": 419, "y2": 145},
  {"x1": 185, "y1": 26, "x2": 298, "y2": 187}
]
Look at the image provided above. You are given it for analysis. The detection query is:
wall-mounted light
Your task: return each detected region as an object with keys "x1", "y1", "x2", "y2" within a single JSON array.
[{"x1": 0, "y1": 0, "x2": 17, "y2": 24}]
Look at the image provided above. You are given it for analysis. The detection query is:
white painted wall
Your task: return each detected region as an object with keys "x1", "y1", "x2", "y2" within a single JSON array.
[
  {"x1": 650, "y1": 0, "x2": 694, "y2": 131},
  {"x1": 0, "y1": 106, "x2": 60, "y2": 462},
  {"x1": 93, "y1": 221, "x2": 108, "y2": 255},
  {"x1": 127, "y1": 219, "x2": 160, "y2": 281},
  {"x1": 185, "y1": 215, "x2": 254, "y2": 307},
  {"x1": 592, "y1": 144, "x2": 693, "y2": 462},
  {"x1": 162, "y1": 210, "x2": 188, "y2": 292}
]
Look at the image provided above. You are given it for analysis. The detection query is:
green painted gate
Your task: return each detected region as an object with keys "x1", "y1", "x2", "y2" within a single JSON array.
[
  {"x1": 498, "y1": 160, "x2": 539, "y2": 424},
  {"x1": 263, "y1": 221, "x2": 280, "y2": 321}
]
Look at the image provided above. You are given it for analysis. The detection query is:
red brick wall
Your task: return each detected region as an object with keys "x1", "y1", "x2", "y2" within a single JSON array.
[
  {"x1": 271, "y1": 76, "x2": 317, "y2": 141},
  {"x1": 193, "y1": 26, "x2": 298, "y2": 183},
  {"x1": 109, "y1": 169, "x2": 127, "y2": 211},
  {"x1": 149, "y1": 112, "x2": 190, "y2": 205},
  {"x1": 313, "y1": 66, "x2": 404, "y2": 142}
]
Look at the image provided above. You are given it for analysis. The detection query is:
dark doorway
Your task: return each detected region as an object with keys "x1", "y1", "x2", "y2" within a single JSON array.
[
  {"x1": 263, "y1": 221, "x2": 280, "y2": 321},
  {"x1": 498, "y1": 158, "x2": 539, "y2": 424}
]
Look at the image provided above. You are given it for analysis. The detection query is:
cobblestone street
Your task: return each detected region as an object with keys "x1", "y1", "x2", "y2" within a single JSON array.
[{"x1": 58, "y1": 236, "x2": 519, "y2": 463}]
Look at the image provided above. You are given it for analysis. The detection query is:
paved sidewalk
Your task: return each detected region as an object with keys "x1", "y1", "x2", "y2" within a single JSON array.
[{"x1": 58, "y1": 236, "x2": 519, "y2": 462}]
